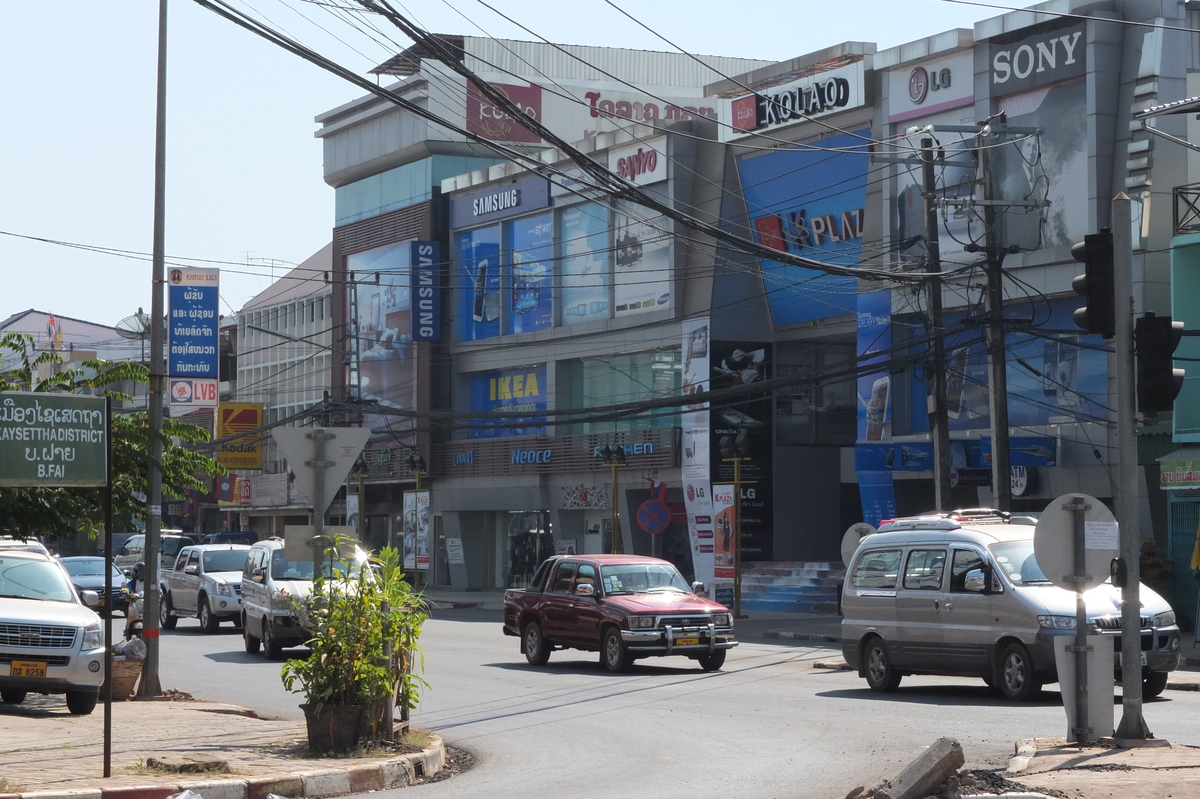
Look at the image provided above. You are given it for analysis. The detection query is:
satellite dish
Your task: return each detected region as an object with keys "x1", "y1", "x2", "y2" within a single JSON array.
[
  {"x1": 841, "y1": 522, "x2": 877, "y2": 567},
  {"x1": 115, "y1": 308, "x2": 152, "y2": 360},
  {"x1": 116, "y1": 308, "x2": 152, "y2": 340}
]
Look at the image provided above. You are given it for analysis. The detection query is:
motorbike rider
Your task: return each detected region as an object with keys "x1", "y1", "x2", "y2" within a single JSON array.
[{"x1": 123, "y1": 562, "x2": 145, "y2": 638}]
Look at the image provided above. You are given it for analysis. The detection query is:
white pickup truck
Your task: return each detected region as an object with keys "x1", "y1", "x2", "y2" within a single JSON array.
[{"x1": 159, "y1": 544, "x2": 250, "y2": 633}]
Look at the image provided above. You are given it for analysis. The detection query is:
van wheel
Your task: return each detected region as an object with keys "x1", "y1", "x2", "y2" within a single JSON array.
[
  {"x1": 263, "y1": 622, "x2": 284, "y2": 660},
  {"x1": 1, "y1": 690, "x2": 26, "y2": 704},
  {"x1": 863, "y1": 638, "x2": 901, "y2": 692},
  {"x1": 1144, "y1": 670, "x2": 1169, "y2": 699},
  {"x1": 243, "y1": 614, "x2": 261, "y2": 654},
  {"x1": 998, "y1": 642, "x2": 1042, "y2": 701},
  {"x1": 523, "y1": 621, "x2": 550, "y2": 666}
]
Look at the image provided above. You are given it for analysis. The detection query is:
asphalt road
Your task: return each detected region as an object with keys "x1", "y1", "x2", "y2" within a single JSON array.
[{"x1": 157, "y1": 609, "x2": 1200, "y2": 799}]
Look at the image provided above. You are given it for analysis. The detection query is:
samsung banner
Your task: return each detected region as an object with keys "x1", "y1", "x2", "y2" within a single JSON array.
[{"x1": 168, "y1": 266, "x2": 220, "y2": 407}]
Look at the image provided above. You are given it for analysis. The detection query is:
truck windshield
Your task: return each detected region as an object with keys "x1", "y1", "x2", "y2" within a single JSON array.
[
  {"x1": 600, "y1": 563, "x2": 691, "y2": 595},
  {"x1": 203, "y1": 550, "x2": 249, "y2": 573},
  {"x1": 0, "y1": 557, "x2": 77, "y2": 602},
  {"x1": 989, "y1": 541, "x2": 1053, "y2": 585}
]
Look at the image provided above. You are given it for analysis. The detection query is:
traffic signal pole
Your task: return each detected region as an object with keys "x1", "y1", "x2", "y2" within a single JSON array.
[{"x1": 1113, "y1": 193, "x2": 1150, "y2": 740}]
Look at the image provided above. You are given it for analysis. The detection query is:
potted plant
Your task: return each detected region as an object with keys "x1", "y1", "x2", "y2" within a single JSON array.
[{"x1": 281, "y1": 537, "x2": 427, "y2": 752}]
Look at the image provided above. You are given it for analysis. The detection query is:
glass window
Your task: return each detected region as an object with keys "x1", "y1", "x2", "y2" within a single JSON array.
[
  {"x1": 903, "y1": 549, "x2": 946, "y2": 590},
  {"x1": 575, "y1": 563, "x2": 596, "y2": 590},
  {"x1": 549, "y1": 562, "x2": 577, "y2": 594},
  {"x1": 506, "y1": 511, "x2": 554, "y2": 588},
  {"x1": 850, "y1": 549, "x2": 901, "y2": 589},
  {"x1": 564, "y1": 349, "x2": 680, "y2": 434},
  {"x1": 990, "y1": 541, "x2": 1050, "y2": 585},
  {"x1": 950, "y1": 548, "x2": 985, "y2": 592}
]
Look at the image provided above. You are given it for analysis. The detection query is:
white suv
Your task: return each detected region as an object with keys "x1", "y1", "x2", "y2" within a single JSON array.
[{"x1": 0, "y1": 549, "x2": 106, "y2": 714}]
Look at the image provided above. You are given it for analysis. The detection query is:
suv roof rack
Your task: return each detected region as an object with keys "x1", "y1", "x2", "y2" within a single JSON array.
[{"x1": 877, "y1": 518, "x2": 964, "y2": 532}]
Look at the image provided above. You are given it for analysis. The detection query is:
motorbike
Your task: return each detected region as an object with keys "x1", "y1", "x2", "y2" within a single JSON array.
[{"x1": 122, "y1": 589, "x2": 144, "y2": 640}]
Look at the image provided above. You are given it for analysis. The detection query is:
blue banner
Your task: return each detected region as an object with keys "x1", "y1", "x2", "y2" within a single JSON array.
[
  {"x1": 858, "y1": 471, "x2": 898, "y2": 528},
  {"x1": 410, "y1": 241, "x2": 441, "y2": 342},
  {"x1": 507, "y1": 213, "x2": 554, "y2": 334},
  {"x1": 857, "y1": 290, "x2": 893, "y2": 442},
  {"x1": 737, "y1": 129, "x2": 870, "y2": 324},
  {"x1": 456, "y1": 226, "x2": 501, "y2": 341},
  {"x1": 468, "y1": 364, "x2": 547, "y2": 438},
  {"x1": 168, "y1": 267, "x2": 219, "y2": 378}
]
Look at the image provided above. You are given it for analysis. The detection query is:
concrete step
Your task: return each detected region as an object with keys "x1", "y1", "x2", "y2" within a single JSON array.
[{"x1": 739, "y1": 596, "x2": 842, "y2": 614}]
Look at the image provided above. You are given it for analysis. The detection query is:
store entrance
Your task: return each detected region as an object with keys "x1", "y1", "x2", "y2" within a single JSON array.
[{"x1": 504, "y1": 510, "x2": 553, "y2": 588}]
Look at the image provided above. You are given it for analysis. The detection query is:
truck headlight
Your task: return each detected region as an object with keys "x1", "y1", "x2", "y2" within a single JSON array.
[
  {"x1": 214, "y1": 582, "x2": 232, "y2": 597},
  {"x1": 1153, "y1": 610, "x2": 1176, "y2": 627},
  {"x1": 629, "y1": 616, "x2": 656, "y2": 629},
  {"x1": 82, "y1": 622, "x2": 103, "y2": 650},
  {"x1": 711, "y1": 613, "x2": 731, "y2": 627},
  {"x1": 1037, "y1": 615, "x2": 1076, "y2": 629},
  {"x1": 272, "y1": 590, "x2": 295, "y2": 611}
]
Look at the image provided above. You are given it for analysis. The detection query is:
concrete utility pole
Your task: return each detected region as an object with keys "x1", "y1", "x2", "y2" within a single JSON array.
[
  {"x1": 974, "y1": 119, "x2": 1013, "y2": 512},
  {"x1": 1112, "y1": 193, "x2": 1150, "y2": 740},
  {"x1": 921, "y1": 138, "x2": 953, "y2": 509},
  {"x1": 140, "y1": 0, "x2": 168, "y2": 698}
]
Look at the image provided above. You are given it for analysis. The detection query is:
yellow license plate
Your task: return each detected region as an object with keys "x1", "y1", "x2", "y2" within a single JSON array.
[
  {"x1": 11, "y1": 661, "x2": 47, "y2": 678},
  {"x1": 675, "y1": 637, "x2": 700, "y2": 647}
]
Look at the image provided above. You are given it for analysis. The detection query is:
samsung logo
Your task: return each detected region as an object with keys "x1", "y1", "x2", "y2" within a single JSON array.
[{"x1": 473, "y1": 189, "x2": 520, "y2": 216}]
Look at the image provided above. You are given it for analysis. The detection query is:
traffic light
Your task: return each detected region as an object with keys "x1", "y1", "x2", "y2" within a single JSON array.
[
  {"x1": 1071, "y1": 229, "x2": 1115, "y2": 339},
  {"x1": 1136, "y1": 312, "x2": 1185, "y2": 415}
]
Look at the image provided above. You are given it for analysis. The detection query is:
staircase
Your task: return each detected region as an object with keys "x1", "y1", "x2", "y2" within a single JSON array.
[{"x1": 737, "y1": 562, "x2": 844, "y2": 614}]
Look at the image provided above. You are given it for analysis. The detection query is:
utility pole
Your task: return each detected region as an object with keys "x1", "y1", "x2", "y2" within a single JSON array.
[
  {"x1": 968, "y1": 116, "x2": 1014, "y2": 512},
  {"x1": 921, "y1": 137, "x2": 953, "y2": 509},
  {"x1": 140, "y1": 0, "x2": 168, "y2": 698},
  {"x1": 1112, "y1": 193, "x2": 1150, "y2": 740}
]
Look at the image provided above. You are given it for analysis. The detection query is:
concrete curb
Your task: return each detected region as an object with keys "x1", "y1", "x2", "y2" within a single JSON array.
[
  {"x1": 763, "y1": 631, "x2": 840, "y2": 643},
  {"x1": 1005, "y1": 738, "x2": 1039, "y2": 775},
  {"x1": 12, "y1": 739, "x2": 445, "y2": 799}
]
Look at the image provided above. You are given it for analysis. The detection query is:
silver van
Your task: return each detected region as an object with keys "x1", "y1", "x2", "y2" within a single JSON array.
[{"x1": 841, "y1": 515, "x2": 1181, "y2": 701}]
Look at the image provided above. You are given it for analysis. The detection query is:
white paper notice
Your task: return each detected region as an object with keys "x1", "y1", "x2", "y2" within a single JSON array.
[{"x1": 1085, "y1": 520, "x2": 1119, "y2": 550}]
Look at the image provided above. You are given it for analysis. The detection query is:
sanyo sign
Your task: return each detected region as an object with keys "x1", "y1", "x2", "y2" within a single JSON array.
[{"x1": 608, "y1": 137, "x2": 667, "y2": 186}]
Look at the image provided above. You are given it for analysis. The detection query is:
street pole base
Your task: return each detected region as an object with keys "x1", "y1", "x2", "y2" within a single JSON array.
[{"x1": 1115, "y1": 714, "x2": 1152, "y2": 741}]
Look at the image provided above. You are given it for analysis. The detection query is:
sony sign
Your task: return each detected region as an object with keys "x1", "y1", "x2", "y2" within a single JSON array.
[
  {"x1": 990, "y1": 22, "x2": 1085, "y2": 95},
  {"x1": 409, "y1": 241, "x2": 441, "y2": 343}
]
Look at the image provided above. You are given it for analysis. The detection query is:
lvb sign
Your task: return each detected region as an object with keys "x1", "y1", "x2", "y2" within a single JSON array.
[{"x1": 0, "y1": 392, "x2": 107, "y2": 486}]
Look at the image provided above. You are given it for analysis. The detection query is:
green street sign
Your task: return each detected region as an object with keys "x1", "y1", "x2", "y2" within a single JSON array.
[{"x1": 0, "y1": 392, "x2": 108, "y2": 487}]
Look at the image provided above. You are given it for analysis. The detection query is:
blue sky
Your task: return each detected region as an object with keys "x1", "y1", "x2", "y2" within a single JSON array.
[{"x1": 2, "y1": 0, "x2": 1007, "y2": 323}]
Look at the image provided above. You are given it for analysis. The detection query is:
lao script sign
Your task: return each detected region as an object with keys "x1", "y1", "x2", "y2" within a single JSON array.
[{"x1": 0, "y1": 392, "x2": 107, "y2": 487}]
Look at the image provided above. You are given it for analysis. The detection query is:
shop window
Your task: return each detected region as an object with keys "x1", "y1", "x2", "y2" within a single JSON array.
[
  {"x1": 564, "y1": 349, "x2": 680, "y2": 434},
  {"x1": 505, "y1": 510, "x2": 553, "y2": 588}
]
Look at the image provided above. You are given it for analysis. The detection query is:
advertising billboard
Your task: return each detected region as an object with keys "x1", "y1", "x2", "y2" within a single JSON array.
[
  {"x1": 737, "y1": 130, "x2": 871, "y2": 325},
  {"x1": 168, "y1": 266, "x2": 220, "y2": 407},
  {"x1": 612, "y1": 200, "x2": 672, "y2": 317},
  {"x1": 348, "y1": 241, "x2": 420, "y2": 445},
  {"x1": 560, "y1": 203, "x2": 610, "y2": 325},
  {"x1": 856, "y1": 291, "x2": 892, "y2": 442},
  {"x1": 215, "y1": 403, "x2": 263, "y2": 470},
  {"x1": 468, "y1": 364, "x2": 548, "y2": 439},
  {"x1": 455, "y1": 225, "x2": 502, "y2": 341},
  {"x1": 506, "y1": 213, "x2": 553, "y2": 334},
  {"x1": 905, "y1": 295, "x2": 1108, "y2": 432}
]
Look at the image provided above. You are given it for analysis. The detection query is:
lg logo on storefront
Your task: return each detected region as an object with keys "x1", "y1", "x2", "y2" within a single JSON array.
[{"x1": 907, "y1": 66, "x2": 952, "y2": 104}]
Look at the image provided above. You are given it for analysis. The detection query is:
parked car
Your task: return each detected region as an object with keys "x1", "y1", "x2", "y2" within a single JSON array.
[
  {"x1": 57, "y1": 556, "x2": 128, "y2": 617},
  {"x1": 841, "y1": 514, "x2": 1182, "y2": 701},
  {"x1": 0, "y1": 549, "x2": 106, "y2": 714},
  {"x1": 503, "y1": 554, "x2": 738, "y2": 672},
  {"x1": 199, "y1": 531, "x2": 258, "y2": 546},
  {"x1": 0, "y1": 536, "x2": 51, "y2": 556},
  {"x1": 159, "y1": 544, "x2": 251, "y2": 633},
  {"x1": 114, "y1": 531, "x2": 195, "y2": 572}
]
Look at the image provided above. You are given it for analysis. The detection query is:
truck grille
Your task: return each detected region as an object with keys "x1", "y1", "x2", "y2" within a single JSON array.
[
  {"x1": 0, "y1": 624, "x2": 76, "y2": 649},
  {"x1": 1094, "y1": 615, "x2": 1150, "y2": 631},
  {"x1": 232, "y1": 584, "x2": 242, "y2": 597},
  {"x1": 658, "y1": 615, "x2": 715, "y2": 629},
  {"x1": 0, "y1": 653, "x2": 70, "y2": 666}
]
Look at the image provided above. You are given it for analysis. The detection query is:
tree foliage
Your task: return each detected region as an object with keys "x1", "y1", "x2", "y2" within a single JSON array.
[{"x1": 0, "y1": 332, "x2": 225, "y2": 537}]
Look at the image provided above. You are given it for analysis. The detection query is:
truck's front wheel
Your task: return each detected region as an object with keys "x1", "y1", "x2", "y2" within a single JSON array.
[
  {"x1": 602, "y1": 627, "x2": 631, "y2": 673},
  {"x1": 523, "y1": 621, "x2": 550, "y2": 666}
]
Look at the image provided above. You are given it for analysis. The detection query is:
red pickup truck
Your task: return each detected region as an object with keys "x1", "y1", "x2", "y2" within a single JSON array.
[{"x1": 503, "y1": 554, "x2": 737, "y2": 672}]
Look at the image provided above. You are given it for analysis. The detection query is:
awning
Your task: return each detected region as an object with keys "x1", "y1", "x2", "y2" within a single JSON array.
[{"x1": 1157, "y1": 448, "x2": 1200, "y2": 489}]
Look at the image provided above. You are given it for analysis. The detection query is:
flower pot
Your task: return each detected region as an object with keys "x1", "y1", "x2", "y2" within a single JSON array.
[{"x1": 300, "y1": 703, "x2": 367, "y2": 753}]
